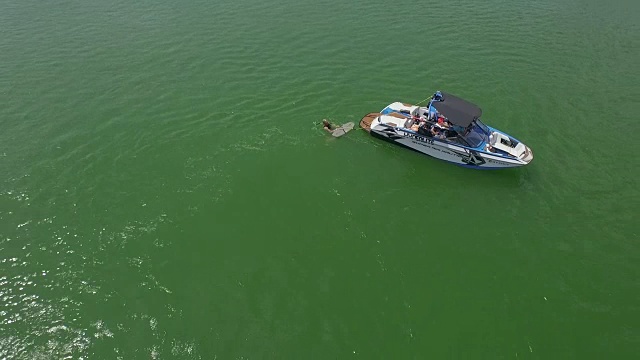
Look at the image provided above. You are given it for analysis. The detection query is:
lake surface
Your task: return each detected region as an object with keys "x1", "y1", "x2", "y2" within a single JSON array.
[{"x1": 1, "y1": 0, "x2": 638, "y2": 358}]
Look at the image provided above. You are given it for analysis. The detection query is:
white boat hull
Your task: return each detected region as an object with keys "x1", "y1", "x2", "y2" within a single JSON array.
[
  {"x1": 370, "y1": 125, "x2": 527, "y2": 168},
  {"x1": 362, "y1": 110, "x2": 532, "y2": 169}
]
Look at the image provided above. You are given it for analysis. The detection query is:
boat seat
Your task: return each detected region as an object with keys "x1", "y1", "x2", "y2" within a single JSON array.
[
  {"x1": 404, "y1": 119, "x2": 414, "y2": 128},
  {"x1": 491, "y1": 132, "x2": 513, "y2": 147},
  {"x1": 490, "y1": 132, "x2": 518, "y2": 155}
]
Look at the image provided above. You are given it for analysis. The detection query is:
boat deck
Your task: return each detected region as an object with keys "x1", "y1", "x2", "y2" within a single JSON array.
[
  {"x1": 360, "y1": 112, "x2": 409, "y2": 133},
  {"x1": 359, "y1": 113, "x2": 379, "y2": 133}
]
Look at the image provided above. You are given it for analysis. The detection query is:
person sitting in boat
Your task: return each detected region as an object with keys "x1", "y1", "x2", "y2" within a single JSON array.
[
  {"x1": 409, "y1": 115, "x2": 424, "y2": 131},
  {"x1": 322, "y1": 119, "x2": 335, "y2": 133},
  {"x1": 430, "y1": 125, "x2": 446, "y2": 139},
  {"x1": 417, "y1": 121, "x2": 431, "y2": 135},
  {"x1": 436, "y1": 116, "x2": 451, "y2": 128}
]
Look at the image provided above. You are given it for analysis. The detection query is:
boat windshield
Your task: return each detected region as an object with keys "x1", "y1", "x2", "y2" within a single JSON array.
[
  {"x1": 462, "y1": 120, "x2": 489, "y2": 147},
  {"x1": 475, "y1": 119, "x2": 490, "y2": 134}
]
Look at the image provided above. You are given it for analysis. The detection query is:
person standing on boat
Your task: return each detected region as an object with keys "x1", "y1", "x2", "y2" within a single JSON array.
[
  {"x1": 428, "y1": 109, "x2": 437, "y2": 122},
  {"x1": 322, "y1": 119, "x2": 336, "y2": 134}
]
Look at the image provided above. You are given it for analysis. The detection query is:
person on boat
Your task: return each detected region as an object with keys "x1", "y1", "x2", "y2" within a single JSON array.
[
  {"x1": 322, "y1": 119, "x2": 335, "y2": 133},
  {"x1": 437, "y1": 116, "x2": 450, "y2": 128},
  {"x1": 430, "y1": 125, "x2": 446, "y2": 139},
  {"x1": 418, "y1": 122, "x2": 430, "y2": 135},
  {"x1": 427, "y1": 109, "x2": 435, "y2": 121},
  {"x1": 409, "y1": 115, "x2": 424, "y2": 131}
]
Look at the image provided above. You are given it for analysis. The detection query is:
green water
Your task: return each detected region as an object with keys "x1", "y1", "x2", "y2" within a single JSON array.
[{"x1": 1, "y1": 0, "x2": 639, "y2": 358}]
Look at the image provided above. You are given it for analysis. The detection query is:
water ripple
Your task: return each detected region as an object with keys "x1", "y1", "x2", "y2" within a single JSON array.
[{"x1": 2, "y1": 0, "x2": 639, "y2": 358}]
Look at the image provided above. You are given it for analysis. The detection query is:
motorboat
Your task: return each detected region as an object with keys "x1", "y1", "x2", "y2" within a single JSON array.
[{"x1": 359, "y1": 91, "x2": 534, "y2": 169}]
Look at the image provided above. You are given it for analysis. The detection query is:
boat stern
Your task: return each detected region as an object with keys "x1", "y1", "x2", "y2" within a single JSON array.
[{"x1": 359, "y1": 113, "x2": 380, "y2": 133}]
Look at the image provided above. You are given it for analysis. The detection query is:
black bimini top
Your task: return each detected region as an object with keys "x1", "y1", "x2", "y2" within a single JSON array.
[{"x1": 431, "y1": 92, "x2": 482, "y2": 127}]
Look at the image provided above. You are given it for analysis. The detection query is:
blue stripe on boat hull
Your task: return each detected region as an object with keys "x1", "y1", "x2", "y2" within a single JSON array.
[{"x1": 369, "y1": 131, "x2": 517, "y2": 170}]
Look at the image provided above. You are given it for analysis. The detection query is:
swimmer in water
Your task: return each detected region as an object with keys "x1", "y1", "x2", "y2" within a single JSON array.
[{"x1": 322, "y1": 119, "x2": 335, "y2": 134}]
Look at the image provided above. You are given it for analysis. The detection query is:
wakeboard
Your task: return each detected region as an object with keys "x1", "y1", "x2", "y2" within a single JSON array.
[{"x1": 331, "y1": 122, "x2": 355, "y2": 137}]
